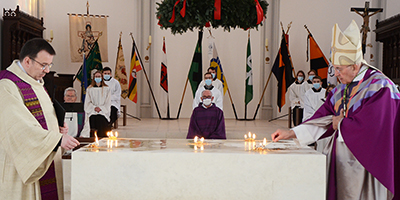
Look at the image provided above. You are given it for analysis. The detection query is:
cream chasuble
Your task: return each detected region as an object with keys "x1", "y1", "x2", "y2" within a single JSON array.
[{"x1": 0, "y1": 61, "x2": 63, "y2": 200}]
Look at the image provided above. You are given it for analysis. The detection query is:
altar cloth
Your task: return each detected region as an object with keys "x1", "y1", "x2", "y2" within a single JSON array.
[{"x1": 71, "y1": 138, "x2": 326, "y2": 200}]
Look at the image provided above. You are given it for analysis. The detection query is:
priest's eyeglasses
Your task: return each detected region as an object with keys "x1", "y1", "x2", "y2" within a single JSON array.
[{"x1": 30, "y1": 57, "x2": 53, "y2": 70}]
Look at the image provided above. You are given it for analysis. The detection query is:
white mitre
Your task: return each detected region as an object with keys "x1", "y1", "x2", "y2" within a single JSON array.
[{"x1": 331, "y1": 20, "x2": 363, "y2": 65}]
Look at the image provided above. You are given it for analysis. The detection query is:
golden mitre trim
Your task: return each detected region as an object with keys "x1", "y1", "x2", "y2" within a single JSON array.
[{"x1": 331, "y1": 20, "x2": 363, "y2": 65}]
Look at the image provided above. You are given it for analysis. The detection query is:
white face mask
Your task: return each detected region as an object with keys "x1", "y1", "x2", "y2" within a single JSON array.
[{"x1": 202, "y1": 98, "x2": 212, "y2": 106}]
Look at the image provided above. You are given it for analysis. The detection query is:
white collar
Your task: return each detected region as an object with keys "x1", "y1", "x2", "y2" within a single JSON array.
[
  {"x1": 17, "y1": 61, "x2": 41, "y2": 83},
  {"x1": 353, "y1": 65, "x2": 368, "y2": 82}
]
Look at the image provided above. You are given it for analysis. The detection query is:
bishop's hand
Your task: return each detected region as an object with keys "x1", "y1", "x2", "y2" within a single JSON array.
[
  {"x1": 271, "y1": 129, "x2": 296, "y2": 142},
  {"x1": 332, "y1": 109, "x2": 344, "y2": 130}
]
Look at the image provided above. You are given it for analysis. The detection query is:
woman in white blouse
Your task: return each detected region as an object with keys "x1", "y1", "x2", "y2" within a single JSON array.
[{"x1": 84, "y1": 70, "x2": 111, "y2": 137}]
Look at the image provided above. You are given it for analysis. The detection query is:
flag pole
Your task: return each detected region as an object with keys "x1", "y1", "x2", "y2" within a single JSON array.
[
  {"x1": 207, "y1": 28, "x2": 238, "y2": 120},
  {"x1": 252, "y1": 70, "x2": 273, "y2": 119},
  {"x1": 176, "y1": 78, "x2": 189, "y2": 119},
  {"x1": 130, "y1": 33, "x2": 162, "y2": 119}
]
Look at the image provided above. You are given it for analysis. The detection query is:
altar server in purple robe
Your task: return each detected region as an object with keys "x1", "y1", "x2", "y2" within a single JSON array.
[
  {"x1": 271, "y1": 20, "x2": 400, "y2": 200},
  {"x1": 187, "y1": 90, "x2": 226, "y2": 139}
]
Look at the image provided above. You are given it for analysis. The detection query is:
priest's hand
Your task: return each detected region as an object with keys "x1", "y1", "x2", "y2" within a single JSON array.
[
  {"x1": 59, "y1": 122, "x2": 69, "y2": 134},
  {"x1": 61, "y1": 134, "x2": 80, "y2": 151},
  {"x1": 332, "y1": 109, "x2": 344, "y2": 130},
  {"x1": 271, "y1": 129, "x2": 296, "y2": 142}
]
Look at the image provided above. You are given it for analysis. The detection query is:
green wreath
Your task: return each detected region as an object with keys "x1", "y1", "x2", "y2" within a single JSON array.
[{"x1": 156, "y1": 0, "x2": 269, "y2": 34}]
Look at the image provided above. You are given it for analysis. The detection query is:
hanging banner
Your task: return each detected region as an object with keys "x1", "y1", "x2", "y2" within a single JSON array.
[{"x1": 69, "y1": 14, "x2": 108, "y2": 62}]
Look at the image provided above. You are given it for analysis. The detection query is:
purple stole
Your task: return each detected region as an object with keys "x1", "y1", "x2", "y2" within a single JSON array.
[{"x1": 0, "y1": 70, "x2": 59, "y2": 200}]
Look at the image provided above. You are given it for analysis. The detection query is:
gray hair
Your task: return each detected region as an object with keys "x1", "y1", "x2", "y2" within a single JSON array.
[
  {"x1": 64, "y1": 87, "x2": 77, "y2": 96},
  {"x1": 201, "y1": 89, "x2": 213, "y2": 97}
]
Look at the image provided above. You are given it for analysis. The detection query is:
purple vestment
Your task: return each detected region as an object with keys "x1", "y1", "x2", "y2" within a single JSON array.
[
  {"x1": 187, "y1": 103, "x2": 226, "y2": 139},
  {"x1": 306, "y1": 67, "x2": 400, "y2": 200}
]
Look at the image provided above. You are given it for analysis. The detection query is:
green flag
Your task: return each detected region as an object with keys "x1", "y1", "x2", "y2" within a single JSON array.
[
  {"x1": 188, "y1": 30, "x2": 203, "y2": 98},
  {"x1": 245, "y1": 37, "x2": 253, "y2": 105},
  {"x1": 77, "y1": 40, "x2": 103, "y2": 83}
]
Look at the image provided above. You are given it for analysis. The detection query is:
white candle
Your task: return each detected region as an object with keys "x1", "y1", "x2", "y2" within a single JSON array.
[
  {"x1": 149, "y1": 35, "x2": 152, "y2": 43},
  {"x1": 50, "y1": 30, "x2": 53, "y2": 38},
  {"x1": 265, "y1": 38, "x2": 268, "y2": 46}
]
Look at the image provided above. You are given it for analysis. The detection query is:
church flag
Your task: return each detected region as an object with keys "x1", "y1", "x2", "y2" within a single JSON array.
[
  {"x1": 81, "y1": 54, "x2": 88, "y2": 102},
  {"x1": 188, "y1": 30, "x2": 203, "y2": 98},
  {"x1": 114, "y1": 37, "x2": 129, "y2": 98},
  {"x1": 77, "y1": 40, "x2": 103, "y2": 86},
  {"x1": 307, "y1": 33, "x2": 329, "y2": 88},
  {"x1": 272, "y1": 32, "x2": 295, "y2": 112},
  {"x1": 245, "y1": 37, "x2": 253, "y2": 105},
  {"x1": 208, "y1": 38, "x2": 228, "y2": 95},
  {"x1": 160, "y1": 37, "x2": 170, "y2": 117},
  {"x1": 68, "y1": 14, "x2": 108, "y2": 62},
  {"x1": 128, "y1": 40, "x2": 143, "y2": 103},
  {"x1": 327, "y1": 60, "x2": 337, "y2": 85}
]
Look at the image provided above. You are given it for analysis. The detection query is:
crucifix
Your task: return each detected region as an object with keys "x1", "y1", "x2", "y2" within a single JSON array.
[{"x1": 351, "y1": 1, "x2": 383, "y2": 55}]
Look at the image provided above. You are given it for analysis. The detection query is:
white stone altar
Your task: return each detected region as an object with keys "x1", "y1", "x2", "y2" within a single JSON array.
[{"x1": 71, "y1": 138, "x2": 326, "y2": 200}]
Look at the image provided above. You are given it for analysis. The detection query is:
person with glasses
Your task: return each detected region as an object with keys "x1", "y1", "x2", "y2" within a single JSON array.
[
  {"x1": 271, "y1": 20, "x2": 400, "y2": 200},
  {"x1": 187, "y1": 89, "x2": 226, "y2": 139},
  {"x1": 0, "y1": 38, "x2": 79, "y2": 200}
]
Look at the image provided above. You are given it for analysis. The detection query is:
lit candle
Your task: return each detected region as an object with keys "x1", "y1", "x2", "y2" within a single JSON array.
[
  {"x1": 115, "y1": 131, "x2": 118, "y2": 138},
  {"x1": 252, "y1": 134, "x2": 256, "y2": 140},
  {"x1": 248, "y1": 132, "x2": 251, "y2": 138},
  {"x1": 263, "y1": 138, "x2": 267, "y2": 146},
  {"x1": 50, "y1": 30, "x2": 53, "y2": 38},
  {"x1": 94, "y1": 131, "x2": 99, "y2": 146},
  {"x1": 265, "y1": 38, "x2": 268, "y2": 46},
  {"x1": 200, "y1": 137, "x2": 204, "y2": 143},
  {"x1": 149, "y1": 35, "x2": 152, "y2": 44},
  {"x1": 194, "y1": 136, "x2": 198, "y2": 143},
  {"x1": 244, "y1": 134, "x2": 247, "y2": 139}
]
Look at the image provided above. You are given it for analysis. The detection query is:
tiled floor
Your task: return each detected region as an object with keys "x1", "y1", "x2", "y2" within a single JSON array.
[{"x1": 115, "y1": 117, "x2": 290, "y2": 140}]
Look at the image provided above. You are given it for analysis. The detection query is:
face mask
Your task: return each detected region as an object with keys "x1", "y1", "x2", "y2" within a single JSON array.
[
  {"x1": 202, "y1": 98, "x2": 212, "y2": 106},
  {"x1": 313, "y1": 83, "x2": 321, "y2": 89},
  {"x1": 104, "y1": 75, "x2": 111, "y2": 81},
  {"x1": 94, "y1": 77, "x2": 102, "y2": 83},
  {"x1": 211, "y1": 73, "x2": 216, "y2": 79},
  {"x1": 309, "y1": 75, "x2": 315, "y2": 81},
  {"x1": 297, "y1": 76, "x2": 304, "y2": 82},
  {"x1": 205, "y1": 79, "x2": 212, "y2": 86}
]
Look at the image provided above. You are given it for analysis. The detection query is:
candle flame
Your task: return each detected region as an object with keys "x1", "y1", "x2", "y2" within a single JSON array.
[
  {"x1": 244, "y1": 134, "x2": 247, "y2": 139},
  {"x1": 248, "y1": 132, "x2": 251, "y2": 138},
  {"x1": 253, "y1": 134, "x2": 256, "y2": 139},
  {"x1": 94, "y1": 131, "x2": 99, "y2": 146},
  {"x1": 263, "y1": 138, "x2": 267, "y2": 146},
  {"x1": 194, "y1": 136, "x2": 198, "y2": 143},
  {"x1": 200, "y1": 137, "x2": 204, "y2": 143}
]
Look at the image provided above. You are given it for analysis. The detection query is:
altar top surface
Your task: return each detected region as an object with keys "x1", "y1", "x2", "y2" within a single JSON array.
[{"x1": 75, "y1": 138, "x2": 320, "y2": 155}]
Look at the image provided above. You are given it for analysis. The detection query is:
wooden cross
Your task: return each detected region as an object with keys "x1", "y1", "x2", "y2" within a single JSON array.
[{"x1": 351, "y1": 1, "x2": 383, "y2": 55}]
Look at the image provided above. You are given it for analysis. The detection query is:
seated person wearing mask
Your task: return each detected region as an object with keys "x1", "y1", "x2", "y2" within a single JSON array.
[
  {"x1": 63, "y1": 87, "x2": 90, "y2": 137},
  {"x1": 193, "y1": 72, "x2": 223, "y2": 110},
  {"x1": 187, "y1": 90, "x2": 226, "y2": 139},
  {"x1": 301, "y1": 69, "x2": 317, "y2": 95},
  {"x1": 302, "y1": 75, "x2": 326, "y2": 121}
]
